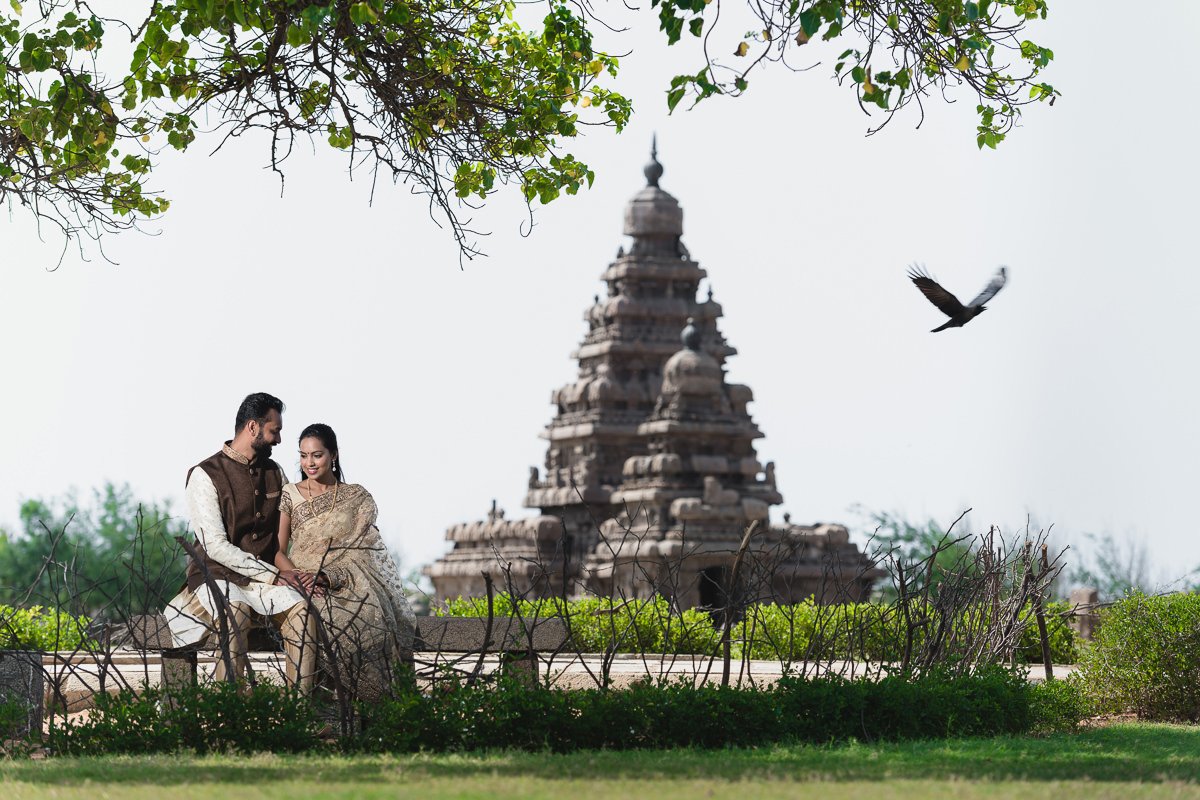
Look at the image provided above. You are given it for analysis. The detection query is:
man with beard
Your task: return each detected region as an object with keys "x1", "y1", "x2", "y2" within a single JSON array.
[{"x1": 165, "y1": 392, "x2": 318, "y2": 691}]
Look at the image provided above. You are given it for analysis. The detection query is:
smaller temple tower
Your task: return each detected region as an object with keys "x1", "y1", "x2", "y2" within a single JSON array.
[
  {"x1": 587, "y1": 317, "x2": 777, "y2": 607},
  {"x1": 587, "y1": 318, "x2": 873, "y2": 608}
]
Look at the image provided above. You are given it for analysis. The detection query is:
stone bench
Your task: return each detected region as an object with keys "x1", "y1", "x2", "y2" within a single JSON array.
[
  {"x1": 118, "y1": 613, "x2": 571, "y2": 690},
  {"x1": 412, "y1": 615, "x2": 571, "y2": 684},
  {"x1": 0, "y1": 614, "x2": 573, "y2": 730}
]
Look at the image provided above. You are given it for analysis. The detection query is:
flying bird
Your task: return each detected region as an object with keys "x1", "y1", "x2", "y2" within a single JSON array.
[{"x1": 907, "y1": 264, "x2": 1008, "y2": 332}]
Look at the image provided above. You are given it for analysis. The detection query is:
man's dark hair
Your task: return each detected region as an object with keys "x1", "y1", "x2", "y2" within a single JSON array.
[{"x1": 234, "y1": 392, "x2": 285, "y2": 433}]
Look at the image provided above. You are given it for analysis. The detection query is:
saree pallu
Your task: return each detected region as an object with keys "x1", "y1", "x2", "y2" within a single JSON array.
[{"x1": 283, "y1": 483, "x2": 415, "y2": 700}]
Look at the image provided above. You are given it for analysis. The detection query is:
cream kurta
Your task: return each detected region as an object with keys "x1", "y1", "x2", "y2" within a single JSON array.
[{"x1": 165, "y1": 461, "x2": 304, "y2": 648}]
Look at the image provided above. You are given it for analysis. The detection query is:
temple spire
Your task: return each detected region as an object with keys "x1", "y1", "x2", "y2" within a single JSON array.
[{"x1": 644, "y1": 134, "x2": 663, "y2": 187}]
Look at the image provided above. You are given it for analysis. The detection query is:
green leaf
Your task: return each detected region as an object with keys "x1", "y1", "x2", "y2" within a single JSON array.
[
  {"x1": 799, "y1": 9, "x2": 821, "y2": 36},
  {"x1": 666, "y1": 85, "x2": 685, "y2": 112},
  {"x1": 349, "y1": 3, "x2": 380, "y2": 25},
  {"x1": 227, "y1": 0, "x2": 245, "y2": 27}
]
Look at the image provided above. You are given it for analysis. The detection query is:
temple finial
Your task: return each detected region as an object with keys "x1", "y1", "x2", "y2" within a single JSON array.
[
  {"x1": 644, "y1": 133, "x2": 663, "y2": 187},
  {"x1": 681, "y1": 317, "x2": 701, "y2": 350}
]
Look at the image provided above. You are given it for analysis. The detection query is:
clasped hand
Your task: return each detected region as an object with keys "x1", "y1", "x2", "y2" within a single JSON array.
[{"x1": 276, "y1": 568, "x2": 326, "y2": 596}]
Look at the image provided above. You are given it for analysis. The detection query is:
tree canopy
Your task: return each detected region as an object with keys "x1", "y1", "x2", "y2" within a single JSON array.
[
  {"x1": 0, "y1": 482, "x2": 187, "y2": 617},
  {"x1": 1, "y1": 0, "x2": 1056, "y2": 257}
]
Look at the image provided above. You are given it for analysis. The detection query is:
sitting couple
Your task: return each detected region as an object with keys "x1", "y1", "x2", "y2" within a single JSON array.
[{"x1": 165, "y1": 392, "x2": 415, "y2": 700}]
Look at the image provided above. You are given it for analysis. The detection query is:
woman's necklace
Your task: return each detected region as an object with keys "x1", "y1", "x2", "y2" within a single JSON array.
[{"x1": 303, "y1": 477, "x2": 338, "y2": 517}]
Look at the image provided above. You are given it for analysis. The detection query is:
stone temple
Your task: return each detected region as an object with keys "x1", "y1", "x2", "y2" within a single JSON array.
[{"x1": 426, "y1": 145, "x2": 880, "y2": 608}]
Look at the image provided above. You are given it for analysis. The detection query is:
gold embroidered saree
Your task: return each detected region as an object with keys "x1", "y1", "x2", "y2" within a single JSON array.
[{"x1": 282, "y1": 483, "x2": 415, "y2": 700}]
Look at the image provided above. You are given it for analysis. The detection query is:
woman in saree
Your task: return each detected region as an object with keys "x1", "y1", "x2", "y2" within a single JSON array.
[{"x1": 275, "y1": 423, "x2": 415, "y2": 701}]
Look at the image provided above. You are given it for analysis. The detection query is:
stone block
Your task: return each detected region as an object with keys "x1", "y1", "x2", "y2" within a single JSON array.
[
  {"x1": 499, "y1": 651, "x2": 540, "y2": 686},
  {"x1": 1069, "y1": 587, "x2": 1100, "y2": 641},
  {"x1": 115, "y1": 613, "x2": 175, "y2": 650},
  {"x1": 413, "y1": 616, "x2": 569, "y2": 653},
  {"x1": 0, "y1": 651, "x2": 44, "y2": 739},
  {"x1": 161, "y1": 649, "x2": 198, "y2": 703}
]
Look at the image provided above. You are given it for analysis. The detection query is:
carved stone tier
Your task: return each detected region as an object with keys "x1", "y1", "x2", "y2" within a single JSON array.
[{"x1": 444, "y1": 516, "x2": 564, "y2": 544}]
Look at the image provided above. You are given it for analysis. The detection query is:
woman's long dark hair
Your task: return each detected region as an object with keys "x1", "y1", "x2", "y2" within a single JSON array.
[{"x1": 298, "y1": 423, "x2": 344, "y2": 484}]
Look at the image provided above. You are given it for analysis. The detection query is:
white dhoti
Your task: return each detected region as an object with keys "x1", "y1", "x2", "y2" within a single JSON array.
[{"x1": 165, "y1": 581, "x2": 305, "y2": 648}]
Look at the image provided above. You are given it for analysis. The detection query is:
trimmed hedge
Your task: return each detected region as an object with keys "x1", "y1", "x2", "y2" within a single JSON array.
[
  {"x1": 0, "y1": 605, "x2": 91, "y2": 651},
  {"x1": 51, "y1": 666, "x2": 1080, "y2": 756},
  {"x1": 49, "y1": 681, "x2": 324, "y2": 755},
  {"x1": 1027, "y1": 675, "x2": 1089, "y2": 734},
  {"x1": 441, "y1": 594, "x2": 720, "y2": 655},
  {"x1": 440, "y1": 595, "x2": 1079, "y2": 665},
  {"x1": 1076, "y1": 591, "x2": 1200, "y2": 721}
]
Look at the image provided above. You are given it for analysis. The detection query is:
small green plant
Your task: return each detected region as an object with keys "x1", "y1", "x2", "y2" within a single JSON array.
[
  {"x1": 1028, "y1": 675, "x2": 1088, "y2": 734},
  {"x1": 1075, "y1": 591, "x2": 1200, "y2": 721},
  {"x1": 1015, "y1": 601, "x2": 1078, "y2": 664},
  {"x1": 50, "y1": 681, "x2": 323, "y2": 755},
  {"x1": 0, "y1": 605, "x2": 91, "y2": 651},
  {"x1": 0, "y1": 697, "x2": 30, "y2": 741}
]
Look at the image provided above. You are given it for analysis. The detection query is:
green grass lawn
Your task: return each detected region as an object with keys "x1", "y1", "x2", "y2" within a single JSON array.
[{"x1": 2, "y1": 724, "x2": 1197, "y2": 799}]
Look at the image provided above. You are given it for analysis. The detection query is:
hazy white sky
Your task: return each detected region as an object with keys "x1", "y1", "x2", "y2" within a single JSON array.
[{"x1": 2, "y1": 1, "x2": 1198, "y2": 585}]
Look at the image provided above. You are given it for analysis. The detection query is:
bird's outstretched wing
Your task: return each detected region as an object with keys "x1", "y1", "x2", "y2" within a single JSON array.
[
  {"x1": 907, "y1": 264, "x2": 965, "y2": 318},
  {"x1": 967, "y1": 266, "x2": 1008, "y2": 308}
]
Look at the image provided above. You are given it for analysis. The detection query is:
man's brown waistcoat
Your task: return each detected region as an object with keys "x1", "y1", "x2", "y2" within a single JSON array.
[{"x1": 185, "y1": 444, "x2": 283, "y2": 592}]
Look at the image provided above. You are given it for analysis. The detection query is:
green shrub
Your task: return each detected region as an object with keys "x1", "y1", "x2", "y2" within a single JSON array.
[
  {"x1": 1075, "y1": 591, "x2": 1200, "y2": 721},
  {"x1": 1027, "y1": 675, "x2": 1087, "y2": 734},
  {"x1": 441, "y1": 594, "x2": 1079, "y2": 664},
  {"x1": 1015, "y1": 601, "x2": 1078, "y2": 665},
  {"x1": 50, "y1": 681, "x2": 323, "y2": 755},
  {"x1": 776, "y1": 667, "x2": 1035, "y2": 741},
  {"x1": 0, "y1": 605, "x2": 91, "y2": 651},
  {"x1": 440, "y1": 595, "x2": 722, "y2": 656},
  {"x1": 47, "y1": 668, "x2": 1063, "y2": 756},
  {"x1": 735, "y1": 601, "x2": 902, "y2": 662},
  {"x1": 355, "y1": 666, "x2": 1047, "y2": 753}
]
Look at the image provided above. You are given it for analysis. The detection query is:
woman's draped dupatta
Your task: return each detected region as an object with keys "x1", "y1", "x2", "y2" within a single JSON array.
[{"x1": 287, "y1": 483, "x2": 415, "y2": 700}]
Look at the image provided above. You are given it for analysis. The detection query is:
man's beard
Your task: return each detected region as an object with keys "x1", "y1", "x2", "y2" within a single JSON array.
[{"x1": 251, "y1": 431, "x2": 273, "y2": 458}]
